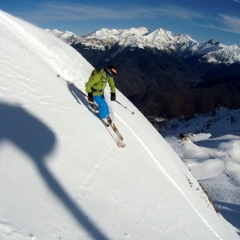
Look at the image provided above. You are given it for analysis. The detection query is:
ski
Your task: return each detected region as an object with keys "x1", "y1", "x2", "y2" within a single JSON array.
[
  {"x1": 102, "y1": 121, "x2": 126, "y2": 148},
  {"x1": 111, "y1": 123, "x2": 123, "y2": 141},
  {"x1": 69, "y1": 82, "x2": 125, "y2": 147}
]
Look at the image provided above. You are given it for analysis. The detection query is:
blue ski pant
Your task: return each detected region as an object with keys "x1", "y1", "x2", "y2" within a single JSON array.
[{"x1": 93, "y1": 95, "x2": 110, "y2": 119}]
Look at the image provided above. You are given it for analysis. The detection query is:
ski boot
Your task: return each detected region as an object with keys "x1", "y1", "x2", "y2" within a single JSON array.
[{"x1": 102, "y1": 116, "x2": 112, "y2": 127}]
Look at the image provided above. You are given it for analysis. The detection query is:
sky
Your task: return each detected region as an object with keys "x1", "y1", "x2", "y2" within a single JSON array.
[
  {"x1": 1, "y1": 0, "x2": 240, "y2": 45},
  {"x1": 0, "y1": 10, "x2": 239, "y2": 239}
]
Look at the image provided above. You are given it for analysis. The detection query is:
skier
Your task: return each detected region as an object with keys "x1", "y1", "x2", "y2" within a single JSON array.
[{"x1": 85, "y1": 65, "x2": 118, "y2": 126}]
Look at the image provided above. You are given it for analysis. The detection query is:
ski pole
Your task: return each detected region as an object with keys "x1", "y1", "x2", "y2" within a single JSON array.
[
  {"x1": 71, "y1": 82, "x2": 87, "y2": 97},
  {"x1": 115, "y1": 100, "x2": 134, "y2": 114},
  {"x1": 57, "y1": 74, "x2": 87, "y2": 96},
  {"x1": 57, "y1": 74, "x2": 99, "y2": 112}
]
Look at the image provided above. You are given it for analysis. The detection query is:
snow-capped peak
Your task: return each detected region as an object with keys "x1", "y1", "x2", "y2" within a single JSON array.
[
  {"x1": 93, "y1": 27, "x2": 150, "y2": 38},
  {"x1": 78, "y1": 27, "x2": 151, "y2": 49},
  {"x1": 207, "y1": 39, "x2": 220, "y2": 45},
  {"x1": 50, "y1": 27, "x2": 240, "y2": 64},
  {"x1": 45, "y1": 29, "x2": 81, "y2": 44}
]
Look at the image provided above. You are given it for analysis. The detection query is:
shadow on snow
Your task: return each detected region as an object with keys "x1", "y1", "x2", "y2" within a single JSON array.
[
  {"x1": 215, "y1": 201, "x2": 240, "y2": 236},
  {"x1": 0, "y1": 101, "x2": 109, "y2": 240}
]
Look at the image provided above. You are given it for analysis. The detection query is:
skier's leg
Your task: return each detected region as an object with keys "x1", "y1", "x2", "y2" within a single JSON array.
[{"x1": 93, "y1": 95, "x2": 110, "y2": 119}]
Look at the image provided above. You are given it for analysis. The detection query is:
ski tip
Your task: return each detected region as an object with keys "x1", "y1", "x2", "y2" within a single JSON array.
[{"x1": 118, "y1": 142, "x2": 126, "y2": 148}]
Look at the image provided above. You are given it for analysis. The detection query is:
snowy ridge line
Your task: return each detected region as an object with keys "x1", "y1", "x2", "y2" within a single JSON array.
[
  {"x1": 115, "y1": 113, "x2": 224, "y2": 240},
  {"x1": 0, "y1": 12, "x2": 77, "y2": 81},
  {"x1": 0, "y1": 13, "x2": 53, "y2": 67},
  {"x1": 50, "y1": 28, "x2": 240, "y2": 64}
]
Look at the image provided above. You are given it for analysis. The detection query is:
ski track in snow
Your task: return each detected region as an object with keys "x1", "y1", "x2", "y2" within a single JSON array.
[
  {"x1": 116, "y1": 113, "x2": 224, "y2": 240},
  {"x1": 79, "y1": 146, "x2": 115, "y2": 190}
]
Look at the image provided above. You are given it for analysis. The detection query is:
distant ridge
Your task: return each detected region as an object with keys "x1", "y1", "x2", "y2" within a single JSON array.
[{"x1": 47, "y1": 27, "x2": 240, "y2": 65}]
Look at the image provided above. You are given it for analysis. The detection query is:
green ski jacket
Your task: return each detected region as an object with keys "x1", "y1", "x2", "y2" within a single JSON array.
[{"x1": 85, "y1": 68, "x2": 116, "y2": 97}]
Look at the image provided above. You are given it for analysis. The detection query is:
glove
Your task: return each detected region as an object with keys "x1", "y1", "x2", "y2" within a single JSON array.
[
  {"x1": 110, "y1": 92, "x2": 116, "y2": 101},
  {"x1": 88, "y1": 92, "x2": 94, "y2": 102}
]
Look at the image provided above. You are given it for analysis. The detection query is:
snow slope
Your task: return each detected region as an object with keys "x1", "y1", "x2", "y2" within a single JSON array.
[
  {"x1": 0, "y1": 11, "x2": 239, "y2": 240},
  {"x1": 161, "y1": 108, "x2": 240, "y2": 236}
]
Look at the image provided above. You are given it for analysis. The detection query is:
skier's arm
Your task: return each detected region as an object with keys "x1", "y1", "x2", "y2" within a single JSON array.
[
  {"x1": 85, "y1": 74, "x2": 100, "y2": 93},
  {"x1": 108, "y1": 77, "x2": 116, "y2": 93}
]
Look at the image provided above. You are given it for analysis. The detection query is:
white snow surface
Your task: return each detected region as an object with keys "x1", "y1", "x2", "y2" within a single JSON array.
[
  {"x1": 0, "y1": 11, "x2": 239, "y2": 240},
  {"x1": 161, "y1": 108, "x2": 240, "y2": 237}
]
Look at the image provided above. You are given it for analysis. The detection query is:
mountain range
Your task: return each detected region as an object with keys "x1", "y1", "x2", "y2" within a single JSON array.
[{"x1": 47, "y1": 28, "x2": 240, "y2": 119}]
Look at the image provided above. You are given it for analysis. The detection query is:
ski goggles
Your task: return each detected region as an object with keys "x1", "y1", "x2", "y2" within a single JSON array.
[{"x1": 106, "y1": 67, "x2": 117, "y2": 77}]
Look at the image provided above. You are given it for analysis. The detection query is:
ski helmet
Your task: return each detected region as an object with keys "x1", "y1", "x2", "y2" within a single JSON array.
[{"x1": 105, "y1": 65, "x2": 118, "y2": 77}]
